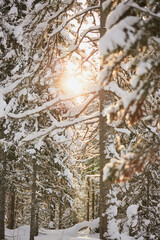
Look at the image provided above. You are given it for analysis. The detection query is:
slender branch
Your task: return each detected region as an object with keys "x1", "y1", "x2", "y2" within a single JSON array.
[
  {"x1": 129, "y1": 2, "x2": 160, "y2": 20},
  {"x1": 21, "y1": 112, "x2": 100, "y2": 142},
  {"x1": 7, "y1": 87, "x2": 100, "y2": 119}
]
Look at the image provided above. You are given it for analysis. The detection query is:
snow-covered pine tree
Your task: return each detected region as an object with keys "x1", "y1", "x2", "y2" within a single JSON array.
[
  {"x1": 0, "y1": 1, "x2": 29, "y2": 237},
  {"x1": 101, "y1": 0, "x2": 160, "y2": 181},
  {"x1": 0, "y1": 0, "x2": 101, "y2": 236},
  {"x1": 0, "y1": 1, "x2": 89, "y2": 238},
  {"x1": 125, "y1": 162, "x2": 160, "y2": 239},
  {"x1": 104, "y1": 162, "x2": 160, "y2": 239},
  {"x1": 99, "y1": 1, "x2": 160, "y2": 238}
]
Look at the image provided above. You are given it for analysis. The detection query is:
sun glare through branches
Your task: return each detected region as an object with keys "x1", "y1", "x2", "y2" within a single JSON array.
[{"x1": 61, "y1": 61, "x2": 85, "y2": 97}]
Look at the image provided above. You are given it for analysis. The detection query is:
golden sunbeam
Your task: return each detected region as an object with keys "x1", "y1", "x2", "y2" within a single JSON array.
[
  {"x1": 61, "y1": 60, "x2": 84, "y2": 97},
  {"x1": 63, "y1": 76, "x2": 83, "y2": 95}
]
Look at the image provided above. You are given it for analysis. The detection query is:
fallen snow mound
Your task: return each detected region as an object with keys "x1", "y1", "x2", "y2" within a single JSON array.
[{"x1": 65, "y1": 218, "x2": 99, "y2": 236}]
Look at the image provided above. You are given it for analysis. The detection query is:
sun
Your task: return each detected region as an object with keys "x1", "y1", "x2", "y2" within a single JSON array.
[
  {"x1": 61, "y1": 61, "x2": 84, "y2": 96},
  {"x1": 63, "y1": 76, "x2": 83, "y2": 95}
]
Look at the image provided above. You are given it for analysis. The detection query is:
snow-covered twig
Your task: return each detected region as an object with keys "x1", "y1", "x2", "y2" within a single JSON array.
[
  {"x1": 129, "y1": 2, "x2": 160, "y2": 20},
  {"x1": 21, "y1": 112, "x2": 99, "y2": 142}
]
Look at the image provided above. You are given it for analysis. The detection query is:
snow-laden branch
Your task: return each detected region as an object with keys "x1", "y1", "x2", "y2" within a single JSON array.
[
  {"x1": 67, "y1": 4, "x2": 100, "y2": 22},
  {"x1": 0, "y1": 79, "x2": 21, "y2": 95},
  {"x1": 24, "y1": 0, "x2": 74, "y2": 32},
  {"x1": 21, "y1": 112, "x2": 99, "y2": 142},
  {"x1": 59, "y1": 25, "x2": 100, "y2": 59},
  {"x1": 1, "y1": 4, "x2": 100, "y2": 97},
  {"x1": 8, "y1": 97, "x2": 61, "y2": 119},
  {"x1": 48, "y1": 0, "x2": 74, "y2": 24},
  {"x1": 0, "y1": 72, "x2": 31, "y2": 95},
  {"x1": 104, "y1": 81, "x2": 129, "y2": 98},
  {"x1": 100, "y1": 16, "x2": 139, "y2": 55},
  {"x1": 64, "y1": 94, "x2": 98, "y2": 118},
  {"x1": 49, "y1": 5, "x2": 100, "y2": 40},
  {"x1": 129, "y1": 2, "x2": 160, "y2": 20},
  {"x1": 105, "y1": 0, "x2": 131, "y2": 30},
  {"x1": 7, "y1": 85, "x2": 100, "y2": 119}
]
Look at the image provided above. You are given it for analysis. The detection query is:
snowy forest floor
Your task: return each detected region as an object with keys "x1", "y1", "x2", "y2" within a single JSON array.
[
  {"x1": 5, "y1": 226, "x2": 100, "y2": 240},
  {"x1": 5, "y1": 220, "x2": 135, "y2": 240}
]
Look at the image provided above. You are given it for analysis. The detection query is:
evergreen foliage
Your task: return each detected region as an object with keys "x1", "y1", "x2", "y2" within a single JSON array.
[{"x1": 105, "y1": 162, "x2": 160, "y2": 239}]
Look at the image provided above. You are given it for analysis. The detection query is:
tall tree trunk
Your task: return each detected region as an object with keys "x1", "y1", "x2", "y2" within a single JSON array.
[
  {"x1": 99, "y1": 88, "x2": 108, "y2": 239},
  {"x1": 50, "y1": 199, "x2": 56, "y2": 227},
  {"x1": 30, "y1": 157, "x2": 37, "y2": 240},
  {"x1": 92, "y1": 179, "x2": 95, "y2": 220},
  {"x1": 14, "y1": 196, "x2": 19, "y2": 228},
  {"x1": 96, "y1": 192, "x2": 99, "y2": 219},
  {"x1": 87, "y1": 177, "x2": 90, "y2": 221},
  {"x1": 146, "y1": 172, "x2": 150, "y2": 240},
  {"x1": 58, "y1": 200, "x2": 62, "y2": 229},
  {"x1": 99, "y1": 1, "x2": 113, "y2": 239},
  {"x1": 0, "y1": 123, "x2": 6, "y2": 240},
  {"x1": 0, "y1": 157, "x2": 6, "y2": 240},
  {"x1": 35, "y1": 208, "x2": 39, "y2": 237},
  {"x1": 7, "y1": 186, "x2": 15, "y2": 229},
  {"x1": 58, "y1": 180, "x2": 63, "y2": 229}
]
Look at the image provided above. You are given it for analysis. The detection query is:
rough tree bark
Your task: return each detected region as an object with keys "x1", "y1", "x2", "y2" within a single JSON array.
[
  {"x1": 87, "y1": 177, "x2": 90, "y2": 221},
  {"x1": 30, "y1": 157, "x2": 38, "y2": 240},
  {"x1": 96, "y1": 192, "x2": 99, "y2": 219},
  {"x1": 0, "y1": 152, "x2": 6, "y2": 237},
  {"x1": 99, "y1": 2, "x2": 107, "y2": 236},
  {"x1": 58, "y1": 199, "x2": 62, "y2": 229},
  {"x1": 99, "y1": 1, "x2": 113, "y2": 239},
  {"x1": 58, "y1": 184, "x2": 63, "y2": 230},
  {"x1": 0, "y1": 157, "x2": 6, "y2": 240},
  {"x1": 99, "y1": 88, "x2": 108, "y2": 239},
  {"x1": 92, "y1": 179, "x2": 95, "y2": 220},
  {"x1": 50, "y1": 200, "x2": 56, "y2": 224},
  {"x1": 7, "y1": 186, "x2": 15, "y2": 229},
  {"x1": 35, "y1": 207, "x2": 39, "y2": 237},
  {"x1": 0, "y1": 121, "x2": 6, "y2": 240},
  {"x1": 146, "y1": 172, "x2": 150, "y2": 240}
]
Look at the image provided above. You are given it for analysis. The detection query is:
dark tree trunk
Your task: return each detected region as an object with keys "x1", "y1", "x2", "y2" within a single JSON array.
[
  {"x1": 96, "y1": 192, "x2": 100, "y2": 218},
  {"x1": 0, "y1": 160, "x2": 6, "y2": 240},
  {"x1": 14, "y1": 196, "x2": 19, "y2": 228},
  {"x1": 35, "y1": 209, "x2": 39, "y2": 237},
  {"x1": 99, "y1": 1, "x2": 113, "y2": 239},
  {"x1": 58, "y1": 180, "x2": 63, "y2": 230},
  {"x1": 0, "y1": 123, "x2": 6, "y2": 240},
  {"x1": 30, "y1": 157, "x2": 37, "y2": 240},
  {"x1": 99, "y1": 88, "x2": 108, "y2": 239},
  {"x1": 146, "y1": 172, "x2": 150, "y2": 240},
  {"x1": 0, "y1": 181, "x2": 5, "y2": 240},
  {"x1": 92, "y1": 179, "x2": 95, "y2": 220},
  {"x1": 58, "y1": 200, "x2": 62, "y2": 229},
  {"x1": 99, "y1": 93, "x2": 115, "y2": 239},
  {"x1": 7, "y1": 186, "x2": 15, "y2": 229},
  {"x1": 50, "y1": 200, "x2": 56, "y2": 222},
  {"x1": 87, "y1": 178, "x2": 90, "y2": 221}
]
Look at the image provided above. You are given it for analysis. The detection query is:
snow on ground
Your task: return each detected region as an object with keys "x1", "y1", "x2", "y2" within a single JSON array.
[
  {"x1": 5, "y1": 220, "x2": 100, "y2": 240},
  {"x1": 5, "y1": 218, "x2": 135, "y2": 240},
  {"x1": 6, "y1": 227, "x2": 99, "y2": 240},
  {"x1": 36, "y1": 228, "x2": 100, "y2": 240},
  {"x1": 6, "y1": 226, "x2": 30, "y2": 240}
]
